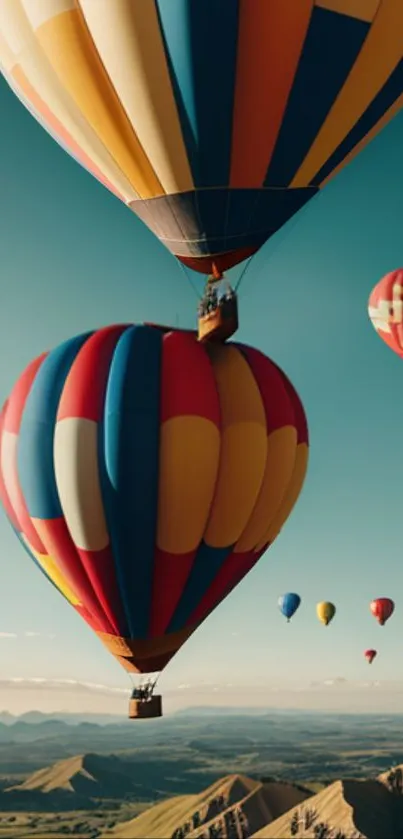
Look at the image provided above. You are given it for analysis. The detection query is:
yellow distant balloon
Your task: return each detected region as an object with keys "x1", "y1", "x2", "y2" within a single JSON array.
[{"x1": 316, "y1": 601, "x2": 336, "y2": 627}]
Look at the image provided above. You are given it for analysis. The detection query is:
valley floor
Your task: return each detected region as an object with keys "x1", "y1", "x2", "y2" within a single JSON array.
[{"x1": 0, "y1": 804, "x2": 148, "y2": 839}]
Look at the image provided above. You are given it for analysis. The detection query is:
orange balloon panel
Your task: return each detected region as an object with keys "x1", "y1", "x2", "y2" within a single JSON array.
[{"x1": 0, "y1": 325, "x2": 308, "y2": 674}]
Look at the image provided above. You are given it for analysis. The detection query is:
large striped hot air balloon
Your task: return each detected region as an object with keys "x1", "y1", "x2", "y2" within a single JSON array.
[
  {"x1": 0, "y1": 325, "x2": 308, "y2": 717},
  {"x1": 0, "y1": 1, "x2": 402, "y2": 276}
]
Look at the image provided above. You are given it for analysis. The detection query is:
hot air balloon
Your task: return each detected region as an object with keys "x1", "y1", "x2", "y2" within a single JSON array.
[
  {"x1": 316, "y1": 601, "x2": 336, "y2": 627},
  {"x1": 364, "y1": 649, "x2": 377, "y2": 664},
  {"x1": 368, "y1": 270, "x2": 403, "y2": 358},
  {"x1": 278, "y1": 592, "x2": 301, "y2": 623},
  {"x1": 0, "y1": 324, "x2": 308, "y2": 719},
  {"x1": 0, "y1": 2, "x2": 401, "y2": 283},
  {"x1": 370, "y1": 598, "x2": 394, "y2": 626}
]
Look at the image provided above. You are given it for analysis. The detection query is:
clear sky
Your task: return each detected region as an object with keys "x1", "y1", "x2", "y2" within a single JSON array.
[{"x1": 2, "y1": 75, "x2": 403, "y2": 713}]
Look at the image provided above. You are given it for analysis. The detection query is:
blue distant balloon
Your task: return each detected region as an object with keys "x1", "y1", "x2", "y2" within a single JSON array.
[{"x1": 278, "y1": 593, "x2": 301, "y2": 622}]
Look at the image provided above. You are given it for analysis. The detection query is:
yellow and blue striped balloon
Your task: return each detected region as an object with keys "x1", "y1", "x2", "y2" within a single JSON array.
[{"x1": 1, "y1": 1, "x2": 402, "y2": 276}]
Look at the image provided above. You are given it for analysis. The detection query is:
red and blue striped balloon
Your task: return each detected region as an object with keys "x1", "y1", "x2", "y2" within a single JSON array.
[{"x1": 0, "y1": 325, "x2": 308, "y2": 675}]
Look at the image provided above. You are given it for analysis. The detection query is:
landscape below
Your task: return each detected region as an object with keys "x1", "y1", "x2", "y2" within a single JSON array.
[{"x1": 0, "y1": 710, "x2": 402, "y2": 838}]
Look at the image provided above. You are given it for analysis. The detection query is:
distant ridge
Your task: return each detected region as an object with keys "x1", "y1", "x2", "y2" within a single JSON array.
[
  {"x1": 0, "y1": 753, "x2": 167, "y2": 813},
  {"x1": 7, "y1": 754, "x2": 141, "y2": 797}
]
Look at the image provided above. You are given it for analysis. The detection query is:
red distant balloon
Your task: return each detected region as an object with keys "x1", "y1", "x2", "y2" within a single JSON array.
[
  {"x1": 370, "y1": 598, "x2": 395, "y2": 626},
  {"x1": 368, "y1": 269, "x2": 403, "y2": 358},
  {"x1": 364, "y1": 649, "x2": 377, "y2": 664}
]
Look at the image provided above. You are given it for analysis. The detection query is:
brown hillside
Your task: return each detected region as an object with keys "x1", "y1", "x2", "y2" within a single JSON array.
[
  {"x1": 6, "y1": 753, "x2": 142, "y2": 799},
  {"x1": 252, "y1": 777, "x2": 400, "y2": 838},
  {"x1": 103, "y1": 773, "x2": 311, "y2": 839},
  {"x1": 7, "y1": 755, "x2": 98, "y2": 794}
]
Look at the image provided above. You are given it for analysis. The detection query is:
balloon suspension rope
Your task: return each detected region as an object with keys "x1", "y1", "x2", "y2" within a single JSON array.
[
  {"x1": 127, "y1": 671, "x2": 161, "y2": 689},
  {"x1": 235, "y1": 189, "x2": 322, "y2": 298},
  {"x1": 146, "y1": 672, "x2": 161, "y2": 692},
  {"x1": 234, "y1": 255, "x2": 255, "y2": 294},
  {"x1": 175, "y1": 187, "x2": 320, "y2": 308},
  {"x1": 177, "y1": 254, "x2": 254, "y2": 302},
  {"x1": 177, "y1": 260, "x2": 203, "y2": 300}
]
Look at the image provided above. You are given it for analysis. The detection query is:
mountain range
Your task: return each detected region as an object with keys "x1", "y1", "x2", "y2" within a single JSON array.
[
  {"x1": 1, "y1": 752, "x2": 402, "y2": 837},
  {"x1": 102, "y1": 766, "x2": 403, "y2": 838}
]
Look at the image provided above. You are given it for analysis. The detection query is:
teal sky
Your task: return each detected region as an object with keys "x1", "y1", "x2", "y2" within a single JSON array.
[{"x1": 1, "y1": 76, "x2": 403, "y2": 709}]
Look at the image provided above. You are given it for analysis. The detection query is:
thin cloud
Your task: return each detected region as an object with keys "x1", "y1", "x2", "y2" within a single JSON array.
[
  {"x1": 24, "y1": 632, "x2": 56, "y2": 639},
  {"x1": 0, "y1": 678, "x2": 127, "y2": 696},
  {"x1": 308, "y1": 677, "x2": 403, "y2": 693},
  {"x1": 0, "y1": 632, "x2": 56, "y2": 640},
  {"x1": 176, "y1": 681, "x2": 227, "y2": 691}
]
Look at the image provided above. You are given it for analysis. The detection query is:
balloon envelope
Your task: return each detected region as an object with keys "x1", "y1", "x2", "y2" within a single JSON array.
[
  {"x1": 278, "y1": 592, "x2": 301, "y2": 621},
  {"x1": 1, "y1": 3, "x2": 402, "y2": 275},
  {"x1": 370, "y1": 597, "x2": 394, "y2": 626},
  {"x1": 0, "y1": 324, "x2": 308, "y2": 675},
  {"x1": 316, "y1": 601, "x2": 336, "y2": 626},
  {"x1": 368, "y1": 270, "x2": 403, "y2": 358},
  {"x1": 364, "y1": 649, "x2": 377, "y2": 664}
]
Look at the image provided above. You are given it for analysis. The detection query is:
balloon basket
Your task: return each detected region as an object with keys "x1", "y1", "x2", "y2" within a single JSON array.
[
  {"x1": 198, "y1": 295, "x2": 238, "y2": 343},
  {"x1": 128, "y1": 695, "x2": 162, "y2": 719}
]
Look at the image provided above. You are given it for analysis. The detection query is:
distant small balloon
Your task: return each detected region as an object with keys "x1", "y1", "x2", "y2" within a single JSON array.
[
  {"x1": 370, "y1": 598, "x2": 394, "y2": 626},
  {"x1": 278, "y1": 593, "x2": 301, "y2": 623},
  {"x1": 316, "y1": 601, "x2": 336, "y2": 627},
  {"x1": 368, "y1": 270, "x2": 403, "y2": 358},
  {"x1": 364, "y1": 649, "x2": 377, "y2": 664}
]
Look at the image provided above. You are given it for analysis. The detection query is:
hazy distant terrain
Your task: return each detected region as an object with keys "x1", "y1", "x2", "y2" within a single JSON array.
[
  {"x1": 0, "y1": 709, "x2": 402, "y2": 837},
  {"x1": 0, "y1": 709, "x2": 402, "y2": 782}
]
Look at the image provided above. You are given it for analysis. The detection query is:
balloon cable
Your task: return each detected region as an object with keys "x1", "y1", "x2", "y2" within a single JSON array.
[
  {"x1": 234, "y1": 255, "x2": 255, "y2": 293},
  {"x1": 235, "y1": 191, "x2": 321, "y2": 297},
  {"x1": 175, "y1": 188, "x2": 319, "y2": 306},
  {"x1": 177, "y1": 260, "x2": 202, "y2": 301}
]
